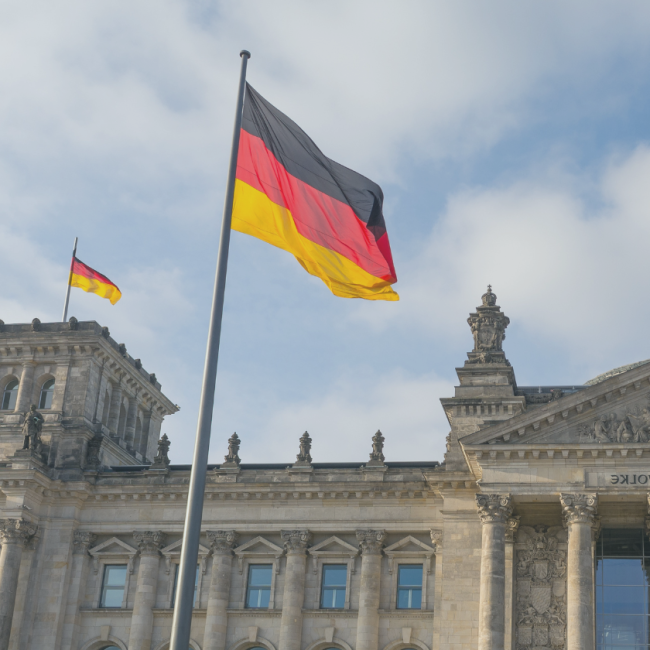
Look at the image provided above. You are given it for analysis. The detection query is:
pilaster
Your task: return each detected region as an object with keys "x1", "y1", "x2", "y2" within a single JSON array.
[{"x1": 355, "y1": 529, "x2": 385, "y2": 650}]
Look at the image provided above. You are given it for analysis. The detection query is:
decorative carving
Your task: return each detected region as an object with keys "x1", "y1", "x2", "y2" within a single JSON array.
[
  {"x1": 281, "y1": 529, "x2": 311, "y2": 554},
  {"x1": 294, "y1": 431, "x2": 312, "y2": 466},
  {"x1": 149, "y1": 373, "x2": 157, "y2": 385},
  {"x1": 356, "y1": 529, "x2": 386, "y2": 555},
  {"x1": 0, "y1": 518, "x2": 38, "y2": 546},
  {"x1": 560, "y1": 493, "x2": 598, "y2": 525},
  {"x1": 476, "y1": 493, "x2": 513, "y2": 524},
  {"x1": 550, "y1": 389, "x2": 564, "y2": 401},
  {"x1": 207, "y1": 530, "x2": 238, "y2": 555},
  {"x1": 506, "y1": 516, "x2": 521, "y2": 543},
  {"x1": 367, "y1": 430, "x2": 385, "y2": 467},
  {"x1": 466, "y1": 286, "x2": 510, "y2": 365},
  {"x1": 134, "y1": 358, "x2": 142, "y2": 370},
  {"x1": 21, "y1": 405, "x2": 44, "y2": 456},
  {"x1": 149, "y1": 434, "x2": 170, "y2": 469},
  {"x1": 31, "y1": 318, "x2": 41, "y2": 332},
  {"x1": 118, "y1": 343, "x2": 127, "y2": 357},
  {"x1": 101, "y1": 326, "x2": 110, "y2": 338},
  {"x1": 222, "y1": 433, "x2": 241, "y2": 467},
  {"x1": 85, "y1": 435, "x2": 102, "y2": 468},
  {"x1": 68, "y1": 316, "x2": 78, "y2": 330},
  {"x1": 430, "y1": 529, "x2": 443, "y2": 552},
  {"x1": 515, "y1": 525, "x2": 567, "y2": 649},
  {"x1": 133, "y1": 531, "x2": 166, "y2": 556},
  {"x1": 73, "y1": 531, "x2": 97, "y2": 555},
  {"x1": 578, "y1": 407, "x2": 650, "y2": 444}
]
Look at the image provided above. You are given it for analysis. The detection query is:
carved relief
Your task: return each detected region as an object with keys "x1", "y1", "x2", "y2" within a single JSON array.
[
  {"x1": 515, "y1": 525, "x2": 568, "y2": 650},
  {"x1": 578, "y1": 406, "x2": 650, "y2": 443}
]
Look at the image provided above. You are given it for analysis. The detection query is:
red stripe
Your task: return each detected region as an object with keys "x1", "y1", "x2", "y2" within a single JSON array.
[
  {"x1": 236, "y1": 130, "x2": 396, "y2": 282},
  {"x1": 71, "y1": 258, "x2": 119, "y2": 289}
]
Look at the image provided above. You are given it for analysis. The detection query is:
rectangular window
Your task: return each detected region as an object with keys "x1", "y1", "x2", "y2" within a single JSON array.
[
  {"x1": 397, "y1": 564, "x2": 423, "y2": 609},
  {"x1": 246, "y1": 564, "x2": 272, "y2": 609},
  {"x1": 320, "y1": 564, "x2": 347, "y2": 609},
  {"x1": 171, "y1": 564, "x2": 199, "y2": 607},
  {"x1": 100, "y1": 564, "x2": 127, "y2": 608}
]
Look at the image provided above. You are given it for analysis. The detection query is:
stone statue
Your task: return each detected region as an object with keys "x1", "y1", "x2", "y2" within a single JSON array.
[
  {"x1": 222, "y1": 432, "x2": 241, "y2": 467},
  {"x1": 367, "y1": 430, "x2": 386, "y2": 466},
  {"x1": 22, "y1": 405, "x2": 44, "y2": 453},
  {"x1": 465, "y1": 286, "x2": 511, "y2": 365},
  {"x1": 149, "y1": 434, "x2": 170, "y2": 469},
  {"x1": 295, "y1": 431, "x2": 312, "y2": 465}
]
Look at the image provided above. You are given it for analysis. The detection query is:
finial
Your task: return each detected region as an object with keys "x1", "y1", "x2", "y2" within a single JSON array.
[
  {"x1": 222, "y1": 432, "x2": 241, "y2": 467},
  {"x1": 466, "y1": 286, "x2": 510, "y2": 365},
  {"x1": 294, "y1": 431, "x2": 312, "y2": 467},
  {"x1": 487, "y1": 284, "x2": 492, "y2": 292},
  {"x1": 367, "y1": 430, "x2": 386, "y2": 467},
  {"x1": 149, "y1": 433, "x2": 171, "y2": 469}
]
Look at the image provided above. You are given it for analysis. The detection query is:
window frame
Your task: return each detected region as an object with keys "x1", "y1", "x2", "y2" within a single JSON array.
[
  {"x1": 38, "y1": 378, "x2": 55, "y2": 410},
  {"x1": 309, "y1": 535, "x2": 359, "y2": 610},
  {"x1": 171, "y1": 562, "x2": 200, "y2": 608},
  {"x1": 99, "y1": 564, "x2": 129, "y2": 609},
  {"x1": 320, "y1": 563, "x2": 348, "y2": 610},
  {"x1": 88, "y1": 537, "x2": 138, "y2": 609},
  {"x1": 161, "y1": 539, "x2": 209, "y2": 608},
  {"x1": 1, "y1": 378, "x2": 19, "y2": 411},
  {"x1": 384, "y1": 536, "x2": 434, "y2": 611},
  {"x1": 396, "y1": 564, "x2": 424, "y2": 610},
  {"x1": 245, "y1": 563, "x2": 274, "y2": 609},
  {"x1": 234, "y1": 536, "x2": 284, "y2": 610}
]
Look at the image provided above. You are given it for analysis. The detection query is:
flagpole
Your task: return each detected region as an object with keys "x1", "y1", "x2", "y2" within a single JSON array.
[
  {"x1": 169, "y1": 49, "x2": 250, "y2": 650},
  {"x1": 61, "y1": 236, "x2": 78, "y2": 322}
]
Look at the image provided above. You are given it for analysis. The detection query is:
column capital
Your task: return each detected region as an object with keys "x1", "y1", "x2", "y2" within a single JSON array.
[
  {"x1": 0, "y1": 518, "x2": 38, "y2": 546},
  {"x1": 430, "y1": 529, "x2": 443, "y2": 553},
  {"x1": 133, "y1": 530, "x2": 166, "y2": 556},
  {"x1": 281, "y1": 529, "x2": 311, "y2": 555},
  {"x1": 476, "y1": 493, "x2": 513, "y2": 524},
  {"x1": 560, "y1": 492, "x2": 598, "y2": 525},
  {"x1": 505, "y1": 516, "x2": 521, "y2": 543},
  {"x1": 356, "y1": 529, "x2": 386, "y2": 555},
  {"x1": 73, "y1": 531, "x2": 97, "y2": 555},
  {"x1": 207, "y1": 530, "x2": 239, "y2": 555}
]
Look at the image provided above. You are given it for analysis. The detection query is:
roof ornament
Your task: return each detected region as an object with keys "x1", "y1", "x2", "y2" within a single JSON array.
[
  {"x1": 367, "y1": 430, "x2": 386, "y2": 467},
  {"x1": 222, "y1": 432, "x2": 241, "y2": 468},
  {"x1": 150, "y1": 433, "x2": 171, "y2": 469},
  {"x1": 293, "y1": 431, "x2": 313, "y2": 467},
  {"x1": 466, "y1": 285, "x2": 511, "y2": 366}
]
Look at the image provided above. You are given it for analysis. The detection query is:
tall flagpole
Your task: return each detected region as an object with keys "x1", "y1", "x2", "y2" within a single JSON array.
[
  {"x1": 169, "y1": 49, "x2": 250, "y2": 650},
  {"x1": 61, "y1": 236, "x2": 78, "y2": 322}
]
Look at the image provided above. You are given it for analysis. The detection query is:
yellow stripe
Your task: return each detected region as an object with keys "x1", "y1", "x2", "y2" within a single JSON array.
[
  {"x1": 232, "y1": 180, "x2": 399, "y2": 301},
  {"x1": 70, "y1": 274, "x2": 122, "y2": 305}
]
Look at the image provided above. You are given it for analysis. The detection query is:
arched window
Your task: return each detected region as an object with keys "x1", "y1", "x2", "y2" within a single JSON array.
[
  {"x1": 39, "y1": 379, "x2": 55, "y2": 409},
  {"x1": 101, "y1": 389, "x2": 111, "y2": 425},
  {"x1": 1, "y1": 379, "x2": 18, "y2": 410}
]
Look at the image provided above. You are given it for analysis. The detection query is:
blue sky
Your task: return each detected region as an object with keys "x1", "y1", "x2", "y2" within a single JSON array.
[{"x1": 3, "y1": 1, "x2": 650, "y2": 464}]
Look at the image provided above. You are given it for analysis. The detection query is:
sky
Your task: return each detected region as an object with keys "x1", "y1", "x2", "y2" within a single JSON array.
[{"x1": 2, "y1": 1, "x2": 650, "y2": 465}]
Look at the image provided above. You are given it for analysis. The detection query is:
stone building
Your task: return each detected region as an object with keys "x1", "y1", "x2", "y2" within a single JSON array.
[{"x1": 0, "y1": 289, "x2": 649, "y2": 650}]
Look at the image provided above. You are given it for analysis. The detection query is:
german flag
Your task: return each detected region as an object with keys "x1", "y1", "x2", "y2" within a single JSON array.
[
  {"x1": 69, "y1": 257, "x2": 122, "y2": 305},
  {"x1": 232, "y1": 84, "x2": 398, "y2": 301}
]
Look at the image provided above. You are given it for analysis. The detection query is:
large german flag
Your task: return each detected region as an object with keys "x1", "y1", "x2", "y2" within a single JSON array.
[
  {"x1": 232, "y1": 84, "x2": 398, "y2": 301},
  {"x1": 69, "y1": 257, "x2": 122, "y2": 305}
]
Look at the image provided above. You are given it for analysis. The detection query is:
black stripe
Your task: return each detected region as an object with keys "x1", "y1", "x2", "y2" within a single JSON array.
[{"x1": 242, "y1": 83, "x2": 386, "y2": 236}]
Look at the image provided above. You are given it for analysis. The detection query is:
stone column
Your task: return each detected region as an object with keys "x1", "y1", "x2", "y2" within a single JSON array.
[
  {"x1": 61, "y1": 532, "x2": 96, "y2": 650},
  {"x1": 430, "y1": 529, "x2": 443, "y2": 650},
  {"x1": 15, "y1": 361, "x2": 36, "y2": 413},
  {"x1": 107, "y1": 382, "x2": 123, "y2": 434},
  {"x1": 124, "y1": 394, "x2": 139, "y2": 446},
  {"x1": 203, "y1": 530, "x2": 238, "y2": 650},
  {"x1": 278, "y1": 529, "x2": 311, "y2": 650},
  {"x1": 355, "y1": 529, "x2": 385, "y2": 650},
  {"x1": 560, "y1": 493, "x2": 598, "y2": 650},
  {"x1": 504, "y1": 517, "x2": 520, "y2": 650},
  {"x1": 476, "y1": 494, "x2": 513, "y2": 650},
  {"x1": 0, "y1": 519, "x2": 37, "y2": 647},
  {"x1": 129, "y1": 531, "x2": 166, "y2": 650}
]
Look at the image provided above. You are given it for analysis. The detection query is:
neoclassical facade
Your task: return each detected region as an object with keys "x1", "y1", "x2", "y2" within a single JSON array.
[{"x1": 0, "y1": 290, "x2": 649, "y2": 650}]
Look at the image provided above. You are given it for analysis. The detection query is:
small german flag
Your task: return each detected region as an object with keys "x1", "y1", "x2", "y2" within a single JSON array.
[
  {"x1": 232, "y1": 84, "x2": 398, "y2": 301},
  {"x1": 69, "y1": 257, "x2": 122, "y2": 305}
]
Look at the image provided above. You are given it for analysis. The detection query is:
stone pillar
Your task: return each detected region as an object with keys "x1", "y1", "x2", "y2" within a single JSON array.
[
  {"x1": 107, "y1": 382, "x2": 123, "y2": 434},
  {"x1": 504, "y1": 516, "x2": 520, "y2": 650},
  {"x1": 15, "y1": 361, "x2": 36, "y2": 413},
  {"x1": 129, "y1": 531, "x2": 166, "y2": 650},
  {"x1": 124, "y1": 394, "x2": 139, "y2": 446},
  {"x1": 0, "y1": 519, "x2": 37, "y2": 647},
  {"x1": 355, "y1": 529, "x2": 385, "y2": 650},
  {"x1": 61, "y1": 532, "x2": 96, "y2": 650},
  {"x1": 560, "y1": 493, "x2": 598, "y2": 650},
  {"x1": 204, "y1": 530, "x2": 238, "y2": 650},
  {"x1": 430, "y1": 529, "x2": 443, "y2": 650},
  {"x1": 476, "y1": 493, "x2": 513, "y2": 650},
  {"x1": 278, "y1": 529, "x2": 311, "y2": 650}
]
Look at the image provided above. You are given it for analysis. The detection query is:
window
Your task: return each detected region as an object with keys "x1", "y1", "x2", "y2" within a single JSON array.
[
  {"x1": 100, "y1": 564, "x2": 127, "y2": 607},
  {"x1": 321, "y1": 564, "x2": 347, "y2": 609},
  {"x1": 397, "y1": 564, "x2": 423, "y2": 609},
  {"x1": 246, "y1": 564, "x2": 272, "y2": 609},
  {"x1": 39, "y1": 379, "x2": 55, "y2": 409},
  {"x1": 596, "y1": 528, "x2": 650, "y2": 648},
  {"x1": 1, "y1": 379, "x2": 18, "y2": 410},
  {"x1": 171, "y1": 564, "x2": 199, "y2": 607}
]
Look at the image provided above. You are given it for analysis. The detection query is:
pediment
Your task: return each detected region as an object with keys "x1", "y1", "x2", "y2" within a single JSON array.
[
  {"x1": 234, "y1": 536, "x2": 283, "y2": 556},
  {"x1": 309, "y1": 535, "x2": 358, "y2": 556},
  {"x1": 461, "y1": 361, "x2": 650, "y2": 448},
  {"x1": 161, "y1": 539, "x2": 209, "y2": 556},
  {"x1": 89, "y1": 537, "x2": 137, "y2": 556},
  {"x1": 384, "y1": 536, "x2": 435, "y2": 555}
]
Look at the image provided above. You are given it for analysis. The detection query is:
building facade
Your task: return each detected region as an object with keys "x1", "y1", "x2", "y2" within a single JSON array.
[{"x1": 0, "y1": 290, "x2": 649, "y2": 650}]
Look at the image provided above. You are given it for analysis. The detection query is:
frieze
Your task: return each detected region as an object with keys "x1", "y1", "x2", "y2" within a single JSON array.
[
  {"x1": 515, "y1": 525, "x2": 567, "y2": 650},
  {"x1": 578, "y1": 404, "x2": 650, "y2": 444},
  {"x1": 586, "y1": 472, "x2": 650, "y2": 487}
]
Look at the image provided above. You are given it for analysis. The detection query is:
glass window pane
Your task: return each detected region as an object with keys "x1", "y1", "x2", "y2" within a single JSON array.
[
  {"x1": 323, "y1": 565, "x2": 347, "y2": 586},
  {"x1": 602, "y1": 558, "x2": 646, "y2": 586},
  {"x1": 600, "y1": 586, "x2": 647, "y2": 615},
  {"x1": 100, "y1": 565, "x2": 127, "y2": 608},
  {"x1": 102, "y1": 589, "x2": 124, "y2": 608},
  {"x1": 249, "y1": 565, "x2": 272, "y2": 586},
  {"x1": 602, "y1": 529, "x2": 644, "y2": 557},
  {"x1": 104, "y1": 566, "x2": 127, "y2": 586},
  {"x1": 398, "y1": 565, "x2": 423, "y2": 587},
  {"x1": 597, "y1": 614, "x2": 648, "y2": 645}
]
